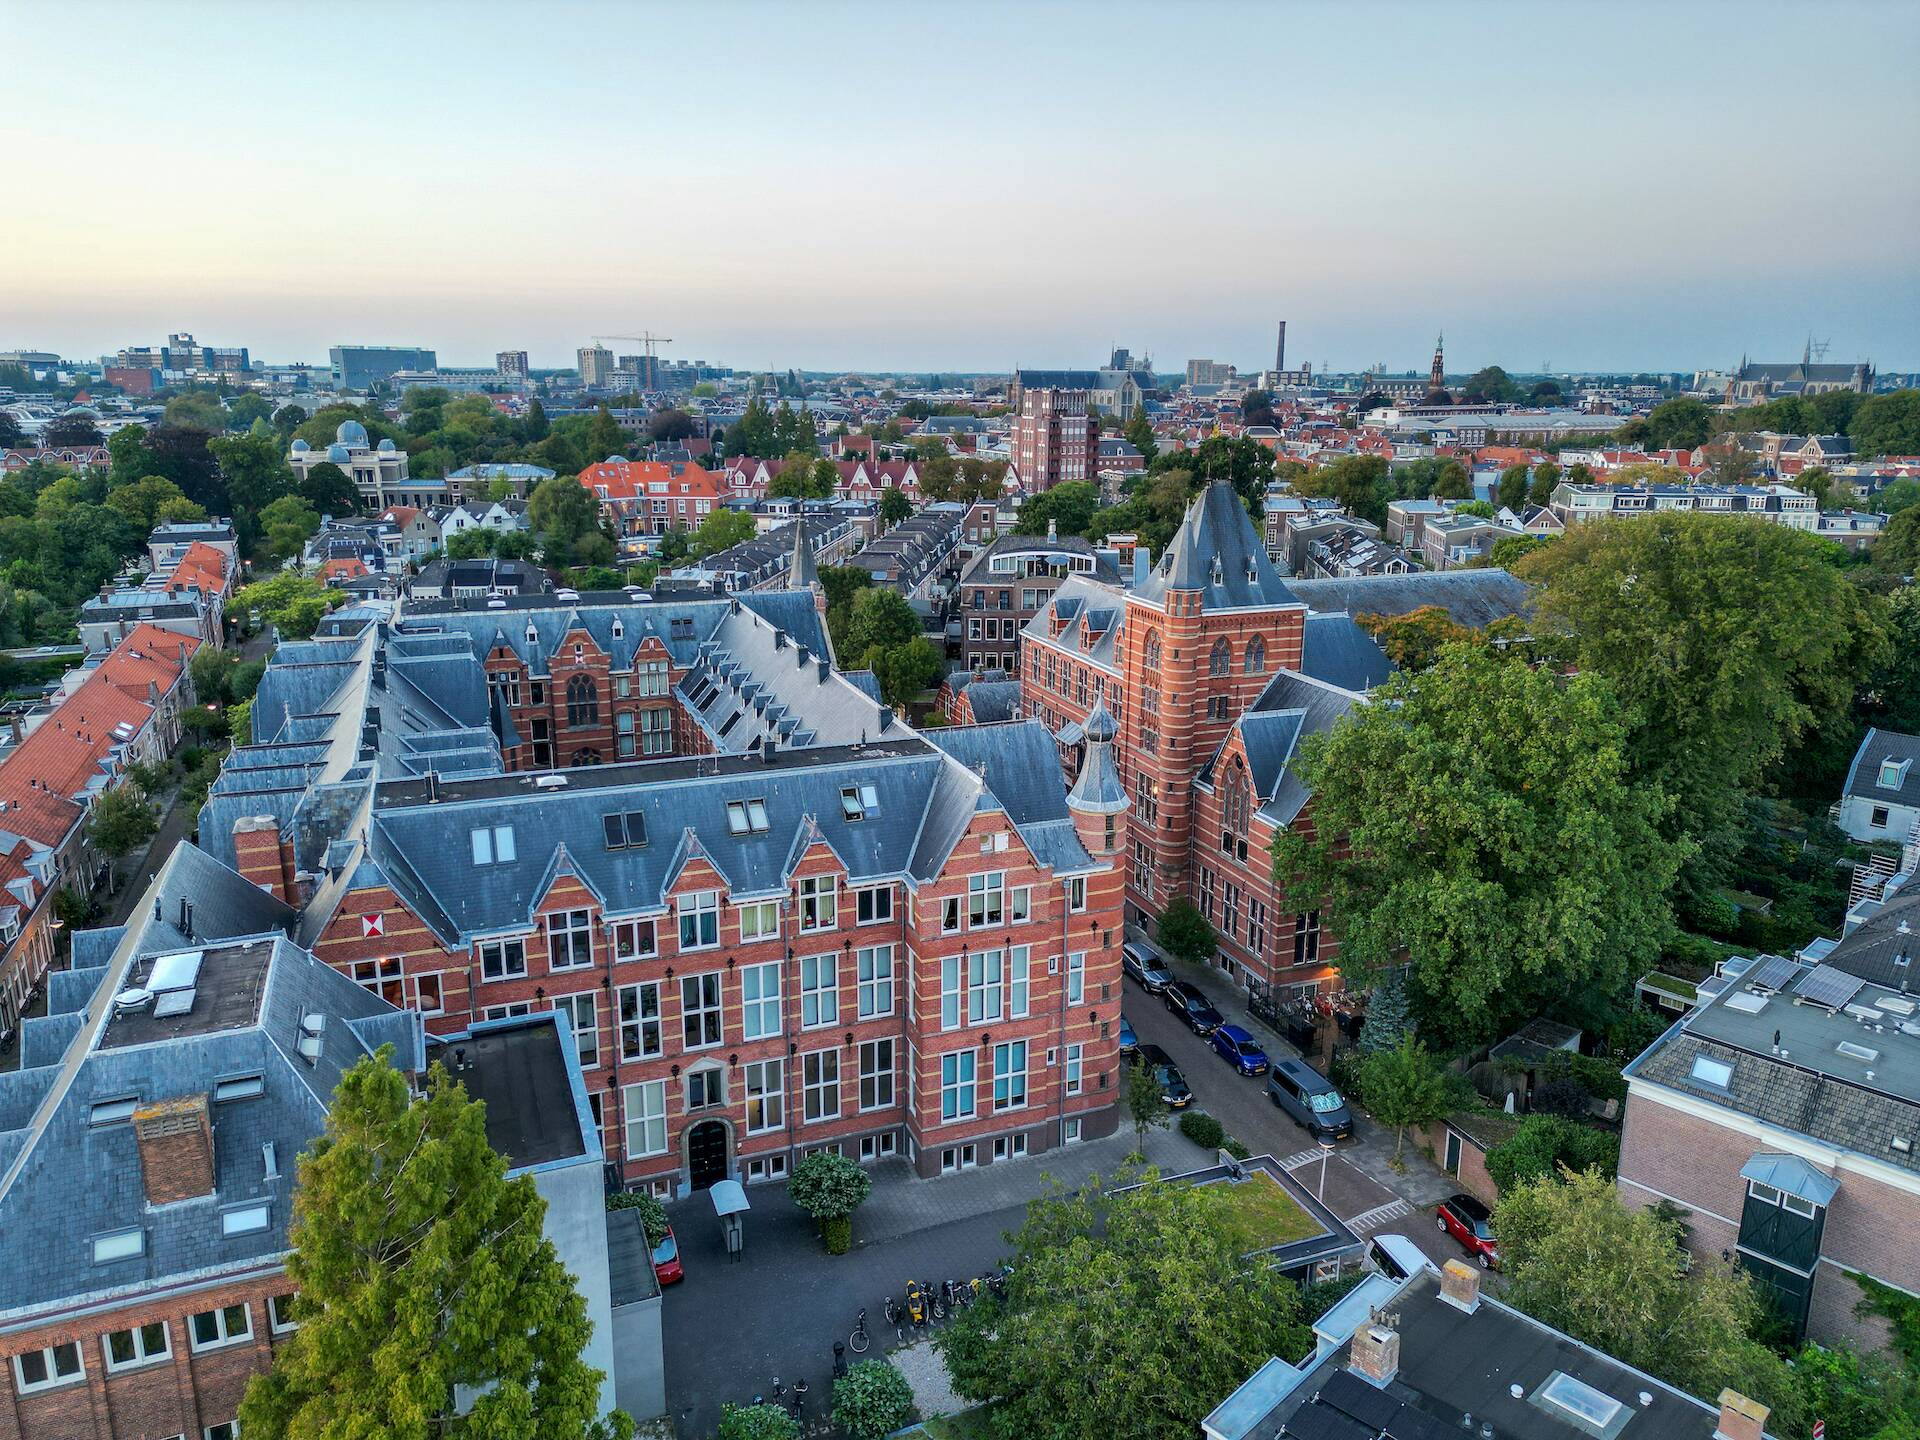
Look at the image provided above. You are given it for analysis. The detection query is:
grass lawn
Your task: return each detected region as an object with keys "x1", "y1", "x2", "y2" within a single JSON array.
[
  {"x1": 1203, "y1": 1170, "x2": 1323, "y2": 1255},
  {"x1": 910, "y1": 1408, "x2": 998, "y2": 1439}
]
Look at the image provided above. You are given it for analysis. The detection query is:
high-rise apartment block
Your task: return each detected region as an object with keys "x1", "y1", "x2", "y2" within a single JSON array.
[
  {"x1": 328, "y1": 345, "x2": 437, "y2": 391},
  {"x1": 1011, "y1": 388, "x2": 1091, "y2": 491},
  {"x1": 577, "y1": 345, "x2": 616, "y2": 388},
  {"x1": 495, "y1": 349, "x2": 530, "y2": 378}
]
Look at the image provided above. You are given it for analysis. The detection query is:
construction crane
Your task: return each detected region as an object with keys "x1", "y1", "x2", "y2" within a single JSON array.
[{"x1": 594, "y1": 332, "x2": 674, "y2": 360}]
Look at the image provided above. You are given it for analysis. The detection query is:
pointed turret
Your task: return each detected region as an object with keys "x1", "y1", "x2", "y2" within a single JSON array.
[
  {"x1": 790, "y1": 518, "x2": 820, "y2": 591},
  {"x1": 1068, "y1": 698, "x2": 1129, "y2": 860}
]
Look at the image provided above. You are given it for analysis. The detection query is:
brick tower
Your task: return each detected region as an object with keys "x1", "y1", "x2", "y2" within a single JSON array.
[{"x1": 1116, "y1": 482, "x2": 1305, "y2": 927}]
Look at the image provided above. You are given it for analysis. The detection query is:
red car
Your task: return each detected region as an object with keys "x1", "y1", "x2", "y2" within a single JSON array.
[
  {"x1": 1436, "y1": 1194, "x2": 1499, "y2": 1269},
  {"x1": 651, "y1": 1224, "x2": 683, "y2": 1285}
]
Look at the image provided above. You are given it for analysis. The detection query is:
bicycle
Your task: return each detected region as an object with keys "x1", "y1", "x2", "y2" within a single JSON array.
[
  {"x1": 790, "y1": 1377, "x2": 809, "y2": 1421},
  {"x1": 848, "y1": 1309, "x2": 869, "y2": 1354},
  {"x1": 884, "y1": 1294, "x2": 902, "y2": 1329},
  {"x1": 928, "y1": 1280, "x2": 948, "y2": 1322}
]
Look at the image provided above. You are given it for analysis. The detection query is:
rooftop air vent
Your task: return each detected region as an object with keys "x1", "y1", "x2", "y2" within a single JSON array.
[
  {"x1": 534, "y1": 774, "x2": 568, "y2": 789},
  {"x1": 112, "y1": 988, "x2": 153, "y2": 1015}
]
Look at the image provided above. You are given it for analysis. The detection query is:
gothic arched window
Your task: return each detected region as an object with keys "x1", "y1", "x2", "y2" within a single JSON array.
[
  {"x1": 1244, "y1": 636, "x2": 1266, "y2": 675},
  {"x1": 1209, "y1": 638, "x2": 1232, "y2": 676},
  {"x1": 569, "y1": 747, "x2": 602, "y2": 768},
  {"x1": 566, "y1": 674, "x2": 599, "y2": 727},
  {"x1": 1222, "y1": 757, "x2": 1252, "y2": 862},
  {"x1": 1142, "y1": 631, "x2": 1161, "y2": 672}
]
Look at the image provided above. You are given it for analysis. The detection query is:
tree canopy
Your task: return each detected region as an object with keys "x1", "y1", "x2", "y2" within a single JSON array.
[
  {"x1": 691, "y1": 507, "x2": 757, "y2": 557},
  {"x1": 238, "y1": 1052, "x2": 631, "y2": 1440},
  {"x1": 1275, "y1": 644, "x2": 1678, "y2": 1043},
  {"x1": 935, "y1": 1171, "x2": 1312, "y2": 1440},
  {"x1": 1014, "y1": 480, "x2": 1099, "y2": 539}
]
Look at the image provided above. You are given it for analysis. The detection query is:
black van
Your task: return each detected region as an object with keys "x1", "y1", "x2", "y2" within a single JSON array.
[{"x1": 1265, "y1": 1057, "x2": 1353, "y2": 1140}]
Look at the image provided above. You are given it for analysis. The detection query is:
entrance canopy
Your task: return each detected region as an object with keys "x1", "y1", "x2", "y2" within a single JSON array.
[{"x1": 709, "y1": 1179, "x2": 750, "y2": 1218}]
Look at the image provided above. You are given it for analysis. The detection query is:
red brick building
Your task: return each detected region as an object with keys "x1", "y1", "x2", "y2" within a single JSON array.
[
  {"x1": 1017, "y1": 482, "x2": 1393, "y2": 1000},
  {"x1": 1011, "y1": 388, "x2": 1091, "y2": 492}
]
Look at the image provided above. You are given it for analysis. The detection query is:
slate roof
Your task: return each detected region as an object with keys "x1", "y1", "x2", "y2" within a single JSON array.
[
  {"x1": 1134, "y1": 482, "x2": 1301, "y2": 610},
  {"x1": 364, "y1": 727, "x2": 1100, "y2": 946},
  {"x1": 960, "y1": 680, "x2": 1021, "y2": 723},
  {"x1": 1625, "y1": 953, "x2": 1920, "y2": 1175},
  {"x1": 0, "y1": 847, "x2": 377, "y2": 1322},
  {"x1": 677, "y1": 605, "x2": 907, "y2": 752},
  {"x1": 1198, "y1": 669, "x2": 1365, "y2": 827},
  {"x1": 1286, "y1": 569, "x2": 1532, "y2": 628},
  {"x1": 1842, "y1": 727, "x2": 1920, "y2": 807},
  {"x1": 1298, "y1": 612, "x2": 1393, "y2": 691},
  {"x1": 1241, "y1": 1267, "x2": 1740, "y2": 1440}
]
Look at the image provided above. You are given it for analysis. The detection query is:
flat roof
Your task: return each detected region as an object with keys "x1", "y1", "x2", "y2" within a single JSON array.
[
  {"x1": 1684, "y1": 961, "x2": 1920, "y2": 1101},
  {"x1": 99, "y1": 938, "x2": 273, "y2": 1048},
  {"x1": 445, "y1": 1020, "x2": 584, "y2": 1168}
]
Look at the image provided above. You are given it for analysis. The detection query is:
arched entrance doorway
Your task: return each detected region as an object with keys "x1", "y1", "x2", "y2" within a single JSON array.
[{"x1": 686, "y1": 1119, "x2": 730, "y2": 1190}]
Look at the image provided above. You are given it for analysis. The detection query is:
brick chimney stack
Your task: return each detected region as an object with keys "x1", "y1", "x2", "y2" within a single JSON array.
[
  {"x1": 1713, "y1": 1391, "x2": 1770, "y2": 1440},
  {"x1": 1348, "y1": 1312, "x2": 1401, "y2": 1389},
  {"x1": 1439, "y1": 1258, "x2": 1482, "y2": 1313},
  {"x1": 134, "y1": 1095, "x2": 215, "y2": 1204}
]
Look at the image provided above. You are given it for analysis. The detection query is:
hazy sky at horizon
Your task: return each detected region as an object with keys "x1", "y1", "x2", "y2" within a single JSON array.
[{"x1": 6, "y1": 0, "x2": 1917, "y2": 374}]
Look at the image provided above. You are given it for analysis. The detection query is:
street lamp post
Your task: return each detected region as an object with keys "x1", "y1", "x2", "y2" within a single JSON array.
[{"x1": 1317, "y1": 1137, "x2": 1336, "y2": 1204}]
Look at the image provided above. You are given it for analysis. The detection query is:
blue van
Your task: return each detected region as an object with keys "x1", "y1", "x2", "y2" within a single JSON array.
[{"x1": 1265, "y1": 1057, "x2": 1353, "y2": 1140}]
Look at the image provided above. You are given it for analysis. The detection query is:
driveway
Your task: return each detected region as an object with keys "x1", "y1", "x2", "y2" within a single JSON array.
[
  {"x1": 1120, "y1": 956, "x2": 1464, "y2": 1271},
  {"x1": 660, "y1": 1125, "x2": 1195, "y2": 1438}
]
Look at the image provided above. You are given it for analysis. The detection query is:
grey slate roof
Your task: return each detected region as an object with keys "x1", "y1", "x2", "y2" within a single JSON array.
[
  {"x1": 1199, "y1": 668, "x2": 1365, "y2": 826},
  {"x1": 1842, "y1": 726, "x2": 1920, "y2": 807},
  {"x1": 1133, "y1": 482, "x2": 1301, "y2": 610},
  {"x1": 1286, "y1": 569, "x2": 1532, "y2": 628},
  {"x1": 0, "y1": 931, "x2": 417, "y2": 1321},
  {"x1": 1298, "y1": 612, "x2": 1393, "y2": 691},
  {"x1": 960, "y1": 680, "x2": 1021, "y2": 723}
]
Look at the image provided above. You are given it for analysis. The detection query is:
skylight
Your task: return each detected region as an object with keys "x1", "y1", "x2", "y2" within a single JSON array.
[
  {"x1": 221, "y1": 1204, "x2": 271, "y2": 1237},
  {"x1": 471, "y1": 825, "x2": 515, "y2": 865},
  {"x1": 726, "y1": 799, "x2": 769, "y2": 836},
  {"x1": 603, "y1": 811, "x2": 647, "y2": 850},
  {"x1": 1537, "y1": 1371, "x2": 1624, "y2": 1430},
  {"x1": 92, "y1": 1229, "x2": 144, "y2": 1264},
  {"x1": 841, "y1": 784, "x2": 880, "y2": 821},
  {"x1": 1690, "y1": 1055, "x2": 1734, "y2": 1088}
]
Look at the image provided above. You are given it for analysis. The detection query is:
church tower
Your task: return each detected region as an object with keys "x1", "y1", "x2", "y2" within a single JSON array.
[{"x1": 1430, "y1": 333, "x2": 1445, "y2": 393}]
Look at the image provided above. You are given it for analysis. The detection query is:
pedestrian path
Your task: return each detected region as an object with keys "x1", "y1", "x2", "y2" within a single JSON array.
[
  {"x1": 1278, "y1": 1147, "x2": 1324, "y2": 1170},
  {"x1": 1345, "y1": 1197, "x2": 1414, "y2": 1233}
]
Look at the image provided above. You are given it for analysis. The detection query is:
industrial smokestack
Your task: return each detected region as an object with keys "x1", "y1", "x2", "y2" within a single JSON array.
[{"x1": 1276, "y1": 321, "x2": 1287, "y2": 374}]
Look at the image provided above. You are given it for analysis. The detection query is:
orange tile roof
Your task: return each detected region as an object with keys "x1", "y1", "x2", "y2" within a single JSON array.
[
  {"x1": 162, "y1": 541, "x2": 231, "y2": 599},
  {"x1": 577, "y1": 460, "x2": 724, "y2": 502},
  {"x1": 0, "y1": 626, "x2": 198, "y2": 843},
  {"x1": 322, "y1": 557, "x2": 370, "y2": 582}
]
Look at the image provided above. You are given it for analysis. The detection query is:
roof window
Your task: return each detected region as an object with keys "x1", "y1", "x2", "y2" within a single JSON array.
[
  {"x1": 92, "y1": 1229, "x2": 144, "y2": 1264},
  {"x1": 1533, "y1": 1371, "x2": 1625, "y2": 1434},
  {"x1": 726, "y1": 799, "x2": 770, "y2": 836},
  {"x1": 89, "y1": 1096, "x2": 138, "y2": 1127},
  {"x1": 213, "y1": 1075, "x2": 264, "y2": 1103},
  {"x1": 1690, "y1": 1054, "x2": 1734, "y2": 1089},
  {"x1": 471, "y1": 825, "x2": 516, "y2": 865},
  {"x1": 840, "y1": 784, "x2": 880, "y2": 822},
  {"x1": 1879, "y1": 757, "x2": 1910, "y2": 789},
  {"x1": 221, "y1": 1204, "x2": 271, "y2": 1237},
  {"x1": 603, "y1": 811, "x2": 648, "y2": 850}
]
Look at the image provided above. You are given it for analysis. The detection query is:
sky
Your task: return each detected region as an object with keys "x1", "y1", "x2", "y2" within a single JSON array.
[{"x1": 5, "y1": 1, "x2": 1917, "y2": 376}]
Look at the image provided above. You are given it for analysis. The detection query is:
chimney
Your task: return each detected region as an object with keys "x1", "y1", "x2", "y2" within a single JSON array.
[
  {"x1": 1439, "y1": 1258, "x2": 1482, "y2": 1313},
  {"x1": 134, "y1": 1096, "x2": 215, "y2": 1204},
  {"x1": 1713, "y1": 1391, "x2": 1770, "y2": 1440},
  {"x1": 1349, "y1": 1312, "x2": 1400, "y2": 1388}
]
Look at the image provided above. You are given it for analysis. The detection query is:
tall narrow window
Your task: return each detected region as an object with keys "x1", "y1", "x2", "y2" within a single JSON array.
[{"x1": 566, "y1": 673, "x2": 598, "y2": 727}]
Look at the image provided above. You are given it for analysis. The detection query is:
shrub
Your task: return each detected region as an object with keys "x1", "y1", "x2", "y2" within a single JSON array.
[
  {"x1": 1485, "y1": 1115, "x2": 1620, "y2": 1193},
  {"x1": 789, "y1": 1151, "x2": 871, "y2": 1252},
  {"x1": 1223, "y1": 1137, "x2": 1252, "y2": 1161},
  {"x1": 822, "y1": 1215, "x2": 853, "y2": 1254},
  {"x1": 1179, "y1": 1112, "x2": 1226, "y2": 1149},
  {"x1": 717, "y1": 1401, "x2": 799, "y2": 1440},
  {"x1": 606, "y1": 1188, "x2": 669, "y2": 1246},
  {"x1": 831, "y1": 1358, "x2": 916, "y2": 1440}
]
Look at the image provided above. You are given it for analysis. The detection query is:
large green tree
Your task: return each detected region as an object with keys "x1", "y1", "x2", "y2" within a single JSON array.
[
  {"x1": 1495, "y1": 1169, "x2": 1802, "y2": 1432},
  {"x1": 88, "y1": 785, "x2": 159, "y2": 888},
  {"x1": 298, "y1": 459, "x2": 358, "y2": 516},
  {"x1": 1275, "y1": 645, "x2": 1678, "y2": 1043},
  {"x1": 239, "y1": 1053, "x2": 631, "y2": 1440},
  {"x1": 691, "y1": 507, "x2": 756, "y2": 558},
  {"x1": 1517, "y1": 514, "x2": 1886, "y2": 903},
  {"x1": 209, "y1": 429, "x2": 297, "y2": 547},
  {"x1": 844, "y1": 587, "x2": 921, "y2": 660},
  {"x1": 1640, "y1": 396, "x2": 1711, "y2": 450},
  {"x1": 1294, "y1": 454, "x2": 1390, "y2": 526},
  {"x1": 935, "y1": 1172, "x2": 1311, "y2": 1440},
  {"x1": 1850, "y1": 389, "x2": 1920, "y2": 458},
  {"x1": 528, "y1": 474, "x2": 609, "y2": 566},
  {"x1": 1014, "y1": 480, "x2": 1099, "y2": 539},
  {"x1": 1351, "y1": 1037, "x2": 1461, "y2": 1161}
]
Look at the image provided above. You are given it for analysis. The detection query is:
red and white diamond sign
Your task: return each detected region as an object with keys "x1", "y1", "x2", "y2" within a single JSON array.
[{"x1": 361, "y1": 913, "x2": 385, "y2": 938}]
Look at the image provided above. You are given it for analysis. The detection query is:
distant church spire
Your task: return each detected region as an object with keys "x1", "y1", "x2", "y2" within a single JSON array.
[{"x1": 1430, "y1": 333, "x2": 1446, "y2": 390}]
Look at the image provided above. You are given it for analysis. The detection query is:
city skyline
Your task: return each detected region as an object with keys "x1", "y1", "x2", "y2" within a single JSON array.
[{"x1": 6, "y1": 0, "x2": 1918, "y2": 372}]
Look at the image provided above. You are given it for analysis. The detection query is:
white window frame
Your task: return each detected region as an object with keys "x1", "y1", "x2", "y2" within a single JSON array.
[
  {"x1": 1068, "y1": 875, "x2": 1087, "y2": 913},
  {"x1": 741, "y1": 961, "x2": 782, "y2": 1041},
  {"x1": 738, "y1": 900, "x2": 780, "y2": 943},
  {"x1": 553, "y1": 992, "x2": 599, "y2": 1068},
  {"x1": 799, "y1": 875, "x2": 837, "y2": 932},
  {"x1": 13, "y1": 1342, "x2": 83, "y2": 1393},
  {"x1": 189, "y1": 1303, "x2": 252, "y2": 1353},
  {"x1": 268, "y1": 1292, "x2": 299, "y2": 1333},
  {"x1": 102, "y1": 1321, "x2": 170, "y2": 1373},
  {"x1": 1066, "y1": 950, "x2": 1085, "y2": 1006},
  {"x1": 624, "y1": 1079, "x2": 668, "y2": 1158},
  {"x1": 993, "y1": 1039, "x2": 1028, "y2": 1112},
  {"x1": 801, "y1": 953, "x2": 838, "y2": 1028},
  {"x1": 940, "y1": 1050, "x2": 977, "y2": 1121},
  {"x1": 802, "y1": 1048, "x2": 841, "y2": 1122},
  {"x1": 546, "y1": 908, "x2": 594, "y2": 971},
  {"x1": 678, "y1": 891, "x2": 719, "y2": 951},
  {"x1": 680, "y1": 972, "x2": 723, "y2": 1049},
  {"x1": 859, "y1": 1037, "x2": 895, "y2": 1111},
  {"x1": 968, "y1": 949, "x2": 1004, "y2": 1025},
  {"x1": 855, "y1": 886, "x2": 893, "y2": 924},
  {"x1": 618, "y1": 982, "x2": 662, "y2": 1060},
  {"x1": 968, "y1": 871, "x2": 1005, "y2": 928},
  {"x1": 744, "y1": 1058, "x2": 784, "y2": 1134},
  {"x1": 1066, "y1": 1042, "x2": 1084, "y2": 1096},
  {"x1": 613, "y1": 919, "x2": 658, "y2": 961},
  {"x1": 857, "y1": 944, "x2": 894, "y2": 1019},
  {"x1": 479, "y1": 936, "x2": 528, "y2": 982}
]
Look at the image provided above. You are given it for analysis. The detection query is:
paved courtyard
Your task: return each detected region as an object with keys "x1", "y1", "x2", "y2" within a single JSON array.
[{"x1": 659, "y1": 1125, "x2": 1194, "y2": 1438}]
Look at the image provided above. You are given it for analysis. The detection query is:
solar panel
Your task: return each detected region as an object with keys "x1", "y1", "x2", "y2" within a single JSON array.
[
  {"x1": 1742, "y1": 954, "x2": 1797, "y2": 992},
  {"x1": 1794, "y1": 964, "x2": 1867, "y2": 1011}
]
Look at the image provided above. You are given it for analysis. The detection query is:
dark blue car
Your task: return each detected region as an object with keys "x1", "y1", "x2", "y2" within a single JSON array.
[{"x1": 1209, "y1": 1024, "x2": 1270, "y2": 1076}]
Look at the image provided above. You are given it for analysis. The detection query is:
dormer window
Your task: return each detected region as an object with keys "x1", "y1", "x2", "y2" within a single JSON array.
[
  {"x1": 525, "y1": 624, "x2": 538, "y2": 645},
  {"x1": 1878, "y1": 758, "x2": 1910, "y2": 790},
  {"x1": 612, "y1": 619, "x2": 624, "y2": 640}
]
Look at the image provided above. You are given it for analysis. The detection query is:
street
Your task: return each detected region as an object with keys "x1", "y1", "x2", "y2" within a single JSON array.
[{"x1": 1120, "y1": 962, "x2": 1465, "y2": 1273}]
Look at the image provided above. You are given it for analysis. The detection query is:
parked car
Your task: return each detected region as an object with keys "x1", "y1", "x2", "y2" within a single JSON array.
[
  {"x1": 1134, "y1": 1042, "x2": 1193, "y2": 1108},
  {"x1": 1163, "y1": 980, "x2": 1225, "y2": 1036},
  {"x1": 1265, "y1": 1057, "x2": 1353, "y2": 1140},
  {"x1": 1118, "y1": 1014, "x2": 1138, "y2": 1056},
  {"x1": 1436, "y1": 1194, "x2": 1499, "y2": 1269},
  {"x1": 1122, "y1": 941, "x2": 1174, "y2": 993},
  {"x1": 1209, "y1": 1024, "x2": 1270, "y2": 1076},
  {"x1": 651, "y1": 1223, "x2": 684, "y2": 1285}
]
